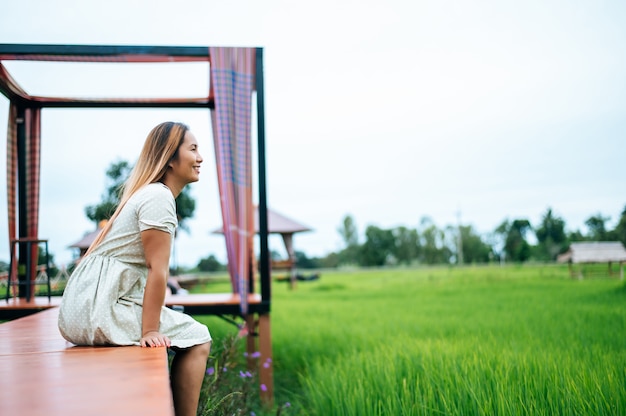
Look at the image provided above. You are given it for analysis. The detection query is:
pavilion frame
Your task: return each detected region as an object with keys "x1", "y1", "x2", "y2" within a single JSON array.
[{"x1": 0, "y1": 43, "x2": 273, "y2": 402}]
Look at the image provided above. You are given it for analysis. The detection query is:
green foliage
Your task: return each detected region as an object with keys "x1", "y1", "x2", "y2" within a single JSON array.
[
  {"x1": 85, "y1": 160, "x2": 131, "y2": 225},
  {"x1": 320, "y1": 205, "x2": 626, "y2": 269},
  {"x1": 197, "y1": 255, "x2": 226, "y2": 272},
  {"x1": 196, "y1": 332, "x2": 258, "y2": 415},
  {"x1": 317, "y1": 252, "x2": 339, "y2": 269},
  {"x1": 419, "y1": 217, "x2": 452, "y2": 264},
  {"x1": 359, "y1": 225, "x2": 396, "y2": 266},
  {"x1": 613, "y1": 205, "x2": 626, "y2": 246},
  {"x1": 534, "y1": 208, "x2": 567, "y2": 261},
  {"x1": 495, "y1": 219, "x2": 532, "y2": 262},
  {"x1": 459, "y1": 224, "x2": 493, "y2": 263},
  {"x1": 337, "y1": 214, "x2": 359, "y2": 247},
  {"x1": 337, "y1": 214, "x2": 360, "y2": 265},
  {"x1": 174, "y1": 188, "x2": 196, "y2": 234},
  {"x1": 37, "y1": 243, "x2": 59, "y2": 277},
  {"x1": 293, "y1": 251, "x2": 318, "y2": 269},
  {"x1": 84, "y1": 159, "x2": 196, "y2": 231},
  {"x1": 392, "y1": 226, "x2": 420, "y2": 265},
  {"x1": 585, "y1": 213, "x2": 612, "y2": 241}
]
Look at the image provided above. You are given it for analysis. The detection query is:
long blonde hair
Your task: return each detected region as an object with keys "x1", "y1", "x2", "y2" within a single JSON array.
[{"x1": 85, "y1": 121, "x2": 189, "y2": 255}]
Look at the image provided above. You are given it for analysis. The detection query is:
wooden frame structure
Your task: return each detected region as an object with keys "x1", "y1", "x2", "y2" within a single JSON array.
[{"x1": 0, "y1": 43, "x2": 273, "y2": 403}]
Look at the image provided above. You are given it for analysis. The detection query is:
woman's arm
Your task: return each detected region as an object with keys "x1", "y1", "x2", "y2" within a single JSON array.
[{"x1": 140, "y1": 228, "x2": 172, "y2": 348}]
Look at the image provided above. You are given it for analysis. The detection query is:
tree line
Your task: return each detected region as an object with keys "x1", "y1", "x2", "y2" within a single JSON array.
[{"x1": 287, "y1": 206, "x2": 626, "y2": 269}]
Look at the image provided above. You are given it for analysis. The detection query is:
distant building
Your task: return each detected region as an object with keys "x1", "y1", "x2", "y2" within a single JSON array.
[
  {"x1": 68, "y1": 221, "x2": 107, "y2": 258},
  {"x1": 557, "y1": 242, "x2": 626, "y2": 279}
]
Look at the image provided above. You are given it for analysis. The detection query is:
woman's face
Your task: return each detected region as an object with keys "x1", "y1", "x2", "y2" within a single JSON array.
[{"x1": 169, "y1": 131, "x2": 203, "y2": 185}]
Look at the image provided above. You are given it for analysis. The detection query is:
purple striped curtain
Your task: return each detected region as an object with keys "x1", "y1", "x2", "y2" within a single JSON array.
[
  {"x1": 209, "y1": 47, "x2": 255, "y2": 314},
  {"x1": 6, "y1": 104, "x2": 41, "y2": 296}
]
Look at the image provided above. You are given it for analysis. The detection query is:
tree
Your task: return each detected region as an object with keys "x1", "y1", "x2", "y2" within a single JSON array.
[
  {"x1": 535, "y1": 208, "x2": 567, "y2": 261},
  {"x1": 360, "y1": 225, "x2": 395, "y2": 266},
  {"x1": 392, "y1": 226, "x2": 420, "y2": 265},
  {"x1": 495, "y1": 219, "x2": 532, "y2": 262},
  {"x1": 197, "y1": 255, "x2": 225, "y2": 272},
  {"x1": 337, "y1": 214, "x2": 360, "y2": 265},
  {"x1": 458, "y1": 225, "x2": 492, "y2": 263},
  {"x1": 585, "y1": 214, "x2": 611, "y2": 241},
  {"x1": 294, "y1": 251, "x2": 319, "y2": 269},
  {"x1": 337, "y1": 214, "x2": 359, "y2": 247},
  {"x1": 85, "y1": 159, "x2": 196, "y2": 231},
  {"x1": 611, "y1": 205, "x2": 626, "y2": 246},
  {"x1": 419, "y1": 217, "x2": 452, "y2": 265},
  {"x1": 174, "y1": 188, "x2": 196, "y2": 234},
  {"x1": 85, "y1": 160, "x2": 131, "y2": 225}
]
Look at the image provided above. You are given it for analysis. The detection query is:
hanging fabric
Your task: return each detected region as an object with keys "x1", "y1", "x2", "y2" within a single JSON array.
[
  {"x1": 209, "y1": 47, "x2": 256, "y2": 315},
  {"x1": 5, "y1": 104, "x2": 41, "y2": 296},
  {"x1": 6, "y1": 104, "x2": 17, "y2": 296}
]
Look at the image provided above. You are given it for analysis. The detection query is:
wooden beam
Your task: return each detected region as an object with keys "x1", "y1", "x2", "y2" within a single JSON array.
[{"x1": 0, "y1": 43, "x2": 210, "y2": 60}]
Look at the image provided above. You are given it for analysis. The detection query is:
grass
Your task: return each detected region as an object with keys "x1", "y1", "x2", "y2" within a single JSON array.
[{"x1": 193, "y1": 264, "x2": 626, "y2": 415}]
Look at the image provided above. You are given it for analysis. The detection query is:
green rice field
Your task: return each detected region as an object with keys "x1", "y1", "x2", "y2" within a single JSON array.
[{"x1": 195, "y1": 264, "x2": 626, "y2": 415}]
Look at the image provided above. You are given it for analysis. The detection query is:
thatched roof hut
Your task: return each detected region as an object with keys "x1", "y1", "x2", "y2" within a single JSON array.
[{"x1": 557, "y1": 242, "x2": 626, "y2": 279}]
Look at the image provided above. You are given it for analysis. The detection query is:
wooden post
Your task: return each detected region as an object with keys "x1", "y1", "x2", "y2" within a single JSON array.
[{"x1": 258, "y1": 312, "x2": 273, "y2": 407}]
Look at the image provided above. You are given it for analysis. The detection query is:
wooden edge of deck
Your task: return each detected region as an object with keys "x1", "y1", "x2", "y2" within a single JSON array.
[
  {"x1": 0, "y1": 295, "x2": 62, "y2": 309},
  {"x1": 165, "y1": 292, "x2": 262, "y2": 307}
]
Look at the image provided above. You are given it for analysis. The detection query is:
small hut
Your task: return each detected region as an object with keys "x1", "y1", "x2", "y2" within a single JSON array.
[
  {"x1": 557, "y1": 242, "x2": 626, "y2": 279},
  {"x1": 68, "y1": 221, "x2": 107, "y2": 259},
  {"x1": 214, "y1": 207, "x2": 312, "y2": 288}
]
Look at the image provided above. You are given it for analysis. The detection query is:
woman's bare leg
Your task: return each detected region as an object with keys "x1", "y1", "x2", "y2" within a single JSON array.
[{"x1": 170, "y1": 342, "x2": 211, "y2": 416}]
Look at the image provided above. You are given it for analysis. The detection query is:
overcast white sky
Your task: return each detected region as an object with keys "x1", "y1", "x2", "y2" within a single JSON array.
[{"x1": 1, "y1": 0, "x2": 625, "y2": 267}]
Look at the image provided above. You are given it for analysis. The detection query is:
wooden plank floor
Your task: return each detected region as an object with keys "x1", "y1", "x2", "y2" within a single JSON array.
[{"x1": 0, "y1": 308, "x2": 174, "y2": 416}]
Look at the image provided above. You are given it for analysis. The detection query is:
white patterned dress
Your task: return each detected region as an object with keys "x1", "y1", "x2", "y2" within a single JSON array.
[{"x1": 58, "y1": 182, "x2": 211, "y2": 348}]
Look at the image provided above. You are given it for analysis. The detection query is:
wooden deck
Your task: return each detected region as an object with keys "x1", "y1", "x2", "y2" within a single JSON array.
[
  {"x1": 0, "y1": 308, "x2": 173, "y2": 416},
  {"x1": 0, "y1": 292, "x2": 274, "y2": 406}
]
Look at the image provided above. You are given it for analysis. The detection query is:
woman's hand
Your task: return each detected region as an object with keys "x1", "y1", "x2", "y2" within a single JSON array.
[{"x1": 140, "y1": 330, "x2": 171, "y2": 348}]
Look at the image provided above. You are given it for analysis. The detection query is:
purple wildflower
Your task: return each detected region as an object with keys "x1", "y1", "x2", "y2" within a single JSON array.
[
  {"x1": 206, "y1": 367, "x2": 215, "y2": 376},
  {"x1": 251, "y1": 351, "x2": 261, "y2": 358},
  {"x1": 260, "y1": 384, "x2": 267, "y2": 392}
]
